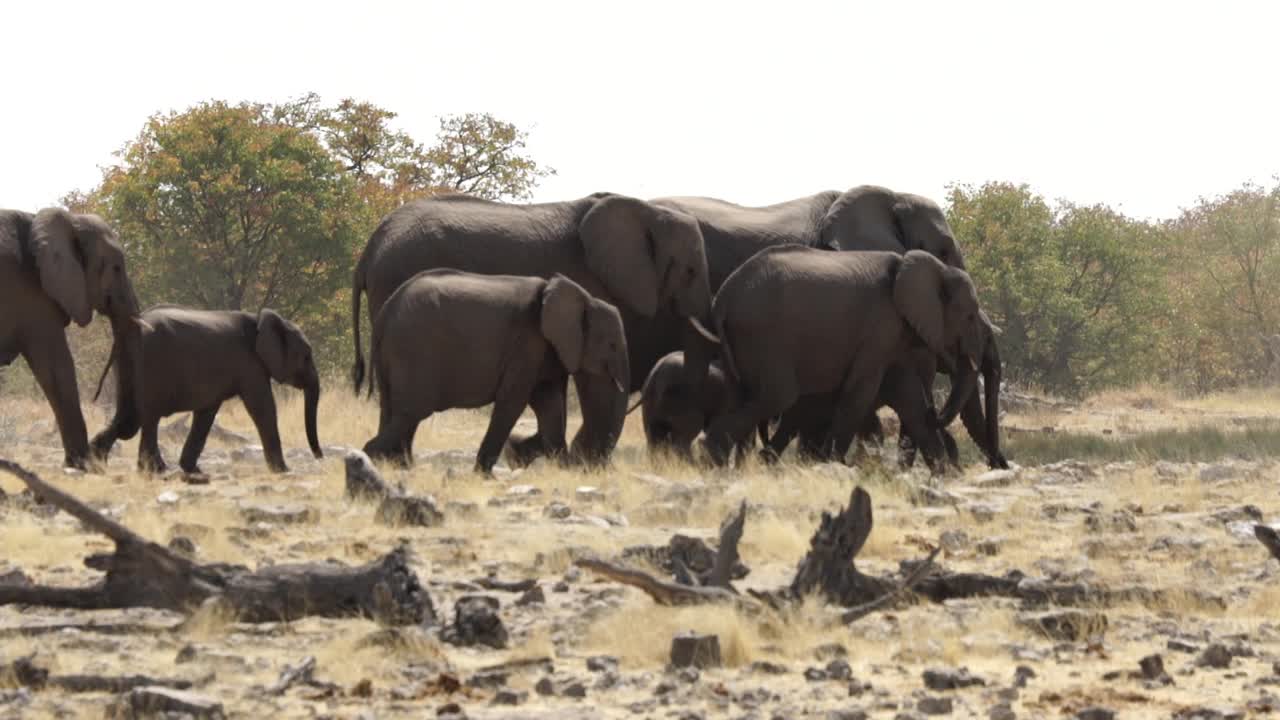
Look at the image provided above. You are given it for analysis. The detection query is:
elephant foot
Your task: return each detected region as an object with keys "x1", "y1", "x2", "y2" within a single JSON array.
[
  {"x1": 504, "y1": 433, "x2": 551, "y2": 468},
  {"x1": 987, "y1": 452, "x2": 1010, "y2": 470},
  {"x1": 63, "y1": 452, "x2": 91, "y2": 473},
  {"x1": 138, "y1": 457, "x2": 167, "y2": 475},
  {"x1": 89, "y1": 436, "x2": 115, "y2": 463},
  {"x1": 266, "y1": 459, "x2": 289, "y2": 474}
]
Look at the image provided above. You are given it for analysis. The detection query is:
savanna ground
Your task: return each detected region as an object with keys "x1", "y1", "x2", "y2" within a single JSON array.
[{"x1": 3, "y1": 383, "x2": 1280, "y2": 719}]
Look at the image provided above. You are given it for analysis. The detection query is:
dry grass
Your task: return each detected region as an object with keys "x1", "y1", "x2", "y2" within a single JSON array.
[{"x1": 4, "y1": 380, "x2": 1280, "y2": 717}]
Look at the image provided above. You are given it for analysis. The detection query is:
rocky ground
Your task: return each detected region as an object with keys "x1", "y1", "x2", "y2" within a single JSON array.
[{"x1": 2, "y1": 388, "x2": 1280, "y2": 719}]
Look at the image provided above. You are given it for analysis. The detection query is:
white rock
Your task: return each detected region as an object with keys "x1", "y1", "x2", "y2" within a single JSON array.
[{"x1": 156, "y1": 491, "x2": 180, "y2": 506}]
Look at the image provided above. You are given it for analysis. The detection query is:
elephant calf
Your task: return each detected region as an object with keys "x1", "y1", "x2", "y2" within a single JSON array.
[
  {"x1": 632, "y1": 351, "x2": 754, "y2": 463},
  {"x1": 91, "y1": 306, "x2": 323, "y2": 474},
  {"x1": 362, "y1": 270, "x2": 629, "y2": 473}
]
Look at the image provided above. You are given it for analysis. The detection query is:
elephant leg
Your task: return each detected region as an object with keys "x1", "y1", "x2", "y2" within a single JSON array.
[
  {"x1": 179, "y1": 404, "x2": 222, "y2": 474},
  {"x1": 892, "y1": 384, "x2": 948, "y2": 476},
  {"x1": 506, "y1": 380, "x2": 567, "y2": 467},
  {"x1": 137, "y1": 417, "x2": 166, "y2": 474},
  {"x1": 760, "y1": 408, "x2": 804, "y2": 464},
  {"x1": 826, "y1": 366, "x2": 889, "y2": 463},
  {"x1": 90, "y1": 397, "x2": 140, "y2": 462},
  {"x1": 24, "y1": 337, "x2": 90, "y2": 470},
  {"x1": 241, "y1": 384, "x2": 287, "y2": 473},
  {"x1": 363, "y1": 412, "x2": 422, "y2": 467},
  {"x1": 477, "y1": 393, "x2": 531, "y2": 475},
  {"x1": 705, "y1": 379, "x2": 796, "y2": 468}
]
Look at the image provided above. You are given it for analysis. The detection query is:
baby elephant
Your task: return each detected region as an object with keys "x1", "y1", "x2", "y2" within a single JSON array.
[
  {"x1": 362, "y1": 270, "x2": 629, "y2": 473},
  {"x1": 92, "y1": 306, "x2": 323, "y2": 474},
  {"x1": 633, "y1": 351, "x2": 753, "y2": 463}
]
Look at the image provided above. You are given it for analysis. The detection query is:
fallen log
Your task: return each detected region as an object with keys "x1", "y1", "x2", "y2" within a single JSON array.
[{"x1": 0, "y1": 459, "x2": 433, "y2": 625}]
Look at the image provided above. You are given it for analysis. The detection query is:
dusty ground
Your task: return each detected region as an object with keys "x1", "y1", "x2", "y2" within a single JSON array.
[{"x1": 2, "y1": 386, "x2": 1280, "y2": 719}]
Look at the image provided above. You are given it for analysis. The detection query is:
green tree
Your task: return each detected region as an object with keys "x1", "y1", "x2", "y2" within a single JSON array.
[
  {"x1": 62, "y1": 95, "x2": 552, "y2": 377},
  {"x1": 948, "y1": 182, "x2": 1167, "y2": 396},
  {"x1": 1161, "y1": 180, "x2": 1280, "y2": 390}
]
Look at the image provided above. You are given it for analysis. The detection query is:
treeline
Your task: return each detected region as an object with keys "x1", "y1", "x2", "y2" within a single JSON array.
[
  {"x1": 950, "y1": 180, "x2": 1280, "y2": 396},
  {"x1": 3, "y1": 94, "x2": 1277, "y2": 400}
]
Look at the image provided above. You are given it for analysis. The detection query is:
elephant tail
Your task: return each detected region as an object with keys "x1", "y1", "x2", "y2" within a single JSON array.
[{"x1": 351, "y1": 256, "x2": 368, "y2": 395}]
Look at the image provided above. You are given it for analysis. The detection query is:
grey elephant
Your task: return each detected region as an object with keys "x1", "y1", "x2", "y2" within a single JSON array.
[
  {"x1": 362, "y1": 270, "x2": 629, "y2": 474},
  {"x1": 0, "y1": 208, "x2": 142, "y2": 470},
  {"x1": 702, "y1": 248, "x2": 986, "y2": 471},
  {"x1": 652, "y1": 186, "x2": 1005, "y2": 469},
  {"x1": 91, "y1": 306, "x2": 322, "y2": 474},
  {"x1": 630, "y1": 351, "x2": 755, "y2": 463},
  {"x1": 350, "y1": 192, "x2": 713, "y2": 466}
]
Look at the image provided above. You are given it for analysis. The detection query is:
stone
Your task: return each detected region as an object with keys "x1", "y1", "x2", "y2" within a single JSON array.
[
  {"x1": 343, "y1": 450, "x2": 393, "y2": 500},
  {"x1": 174, "y1": 645, "x2": 197, "y2": 664},
  {"x1": 939, "y1": 530, "x2": 970, "y2": 553},
  {"x1": 1172, "y1": 707, "x2": 1244, "y2": 720},
  {"x1": 917, "y1": 696, "x2": 954, "y2": 715},
  {"x1": 1075, "y1": 708, "x2": 1115, "y2": 720},
  {"x1": 544, "y1": 501, "x2": 573, "y2": 520},
  {"x1": 491, "y1": 689, "x2": 526, "y2": 705},
  {"x1": 828, "y1": 711, "x2": 869, "y2": 720},
  {"x1": 376, "y1": 494, "x2": 445, "y2": 527},
  {"x1": 826, "y1": 660, "x2": 853, "y2": 681},
  {"x1": 156, "y1": 491, "x2": 180, "y2": 506},
  {"x1": 587, "y1": 656, "x2": 619, "y2": 673},
  {"x1": 1199, "y1": 463, "x2": 1239, "y2": 482},
  {"x1": 1084, "y1": 510, "x2": 1137, "y2": 533},
  {"x1": 1139, "y1": 654, "x2": 1167, "y2": 681},
  {"x1": 576, "y1": 486, "x2": 605, "y2": 503},
  {"x1": 751, "y1": 661, "x2": 789, "y2": 675},
  {"x1": 670, "y1": 632, "x2": 721, "y2": 669},
  {"x1": 1018, "y1": 610, "x2": 1108, "y2": 642},
  {"x1": 989, "y1": 704, "x2": 1016, "y2": 720},
  {"x1": 1196, "y1": 643, "x2": 1233, "y2": 669},
  {"x1": 107, "y1": 687, "x2": 225, "y2": 719},
  {"x1": 805, "y1": 668, "x2": 829, "y2": 682},
  {"x1": 167, "y1": 536, "x2": 197, "y2": 558},
  {"x1": 814, "y1": 643, "x2": 849, "y2": 660},
  {"x1": 441, "y1": 595, "x2": 508, "y2": 649},
  {"x1": 1013, "y1": 665, "x2": 1036, "y2": 687},
  {"x1": 975, "y1": 468, "x2": 1018, "y2": 487},
  {"x1": 1168, "y1": 638, "x2": 1200, "y2": 653},
  {"x1": 516, "y1": 585, "x2": 546, "y2": 606},
  {"x1": 238, "y1": 502, "x2": 313, "y2": 525},
  {"x1": 922, "y1": 667, "x2": 985, "y2": 690},
  {"x1": 507, "y1": 484, "x2": 541, "y2": 497}
]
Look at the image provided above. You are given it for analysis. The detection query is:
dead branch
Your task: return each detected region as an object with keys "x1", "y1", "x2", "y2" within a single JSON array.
[
  {"x1": 1256, "y1": 524, "x2": 1280, "y2": 563},
  {"x1": 574, "y1": 558, "x2": 740, "y2": 606},
  {"x1": 706, "y1": 500, "x2": 746, "y2": 589},
  {"x1": 0, "y1": 459, "x2": 433, "y2": 625},
  {"x1": 840, "y1": 547, "x2": 940, "y2": 624}
]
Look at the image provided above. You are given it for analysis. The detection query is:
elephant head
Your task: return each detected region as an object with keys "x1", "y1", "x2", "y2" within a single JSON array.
[
  {"x1": 578, "y1": 195, "x2": 712, "y2": 324},
  {"x1": 255, "y1": 309, "x2": 323, "y2": 460},
  {"x1": 541, "y1": 275, "x2": 630, "y2": 393},
  {"x1": 893, "y1": 251, "x2": 985, "y2": 426},
  {"x1": 542, "y1": 274, "x2": 631, "y2": 464},
  {"x1": 31, "y1": 208, "x2": 141, "y2": 326},
  {"x1": 823, "y1": 186, "x2": 965, "y2": 270}
]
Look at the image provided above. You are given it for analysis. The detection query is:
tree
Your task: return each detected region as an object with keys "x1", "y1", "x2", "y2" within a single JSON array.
[
  {"x1": 1161, "y1": 180, "x2": 1280, "y2": 390},
  {"x1": 947, "y1": 182, "x2": 1167, "y2": 396},
  {"x1": 60, "y1": 96, "x2": 552, "y2": 378}
]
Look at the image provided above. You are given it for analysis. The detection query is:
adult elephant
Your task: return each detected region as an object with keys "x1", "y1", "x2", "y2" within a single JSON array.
[
  {"x1": 0, "y1": 208, "x2": 142, "y2": 470},
  {"x1": 350, "y1": 192, "x2": 713, "y2": 465},
  {"x1": 702, "y1": 248, "x2": 987, "y2": 471},
  {"x1": 652, "y1": 185, "x2": 1006, "y2": 469}
]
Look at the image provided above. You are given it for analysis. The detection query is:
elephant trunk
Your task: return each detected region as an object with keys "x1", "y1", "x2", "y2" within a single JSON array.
[
  {"x1": 937, "y1": 352, "x2": 978, "y2": 428},
  {"x1": 569, "y1": 363, "x2": 629, "y2": 466},
  {"x1": 981, "y1": 337, "x2": 1006, "y2": 468},
  {"x1": 303, "y1": 375, "x2": 323, "y2": 459}
]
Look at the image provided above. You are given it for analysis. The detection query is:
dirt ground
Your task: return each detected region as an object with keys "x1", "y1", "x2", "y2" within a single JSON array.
[{"x1": 2, "y1": 386, "x2": 1280, "y2": 719}]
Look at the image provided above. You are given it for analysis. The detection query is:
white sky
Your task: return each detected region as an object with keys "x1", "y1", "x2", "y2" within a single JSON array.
[{"x1": 3, "y1": 0, "x2": 1277, "y2": 221}]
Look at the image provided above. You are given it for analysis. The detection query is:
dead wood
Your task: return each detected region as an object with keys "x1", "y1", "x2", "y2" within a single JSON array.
[
  {"x1": 4, "y1": 656, "x2": 198, "y2": 693},
  {"x1": 574, "y1": 558, "x2": 741, "y2": 606},
  {"x1": 267, "y1": 656, "x2": 317, "y2": 696},
  {"x1": 1256, "y1": 524, "x2": 1280, "y2": 563},
  {"x1": 0, "y1": 459, "x2": 433, "y2": 625},
  {"x1": 839, "y1": 546, "x2": 941, "y2": 624}
]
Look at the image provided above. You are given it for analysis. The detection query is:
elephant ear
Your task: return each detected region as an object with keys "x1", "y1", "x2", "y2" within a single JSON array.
[
  {"x1": 256, "y1": 309, "x2": 291, "y2": 383},
  {"x1": 578, "y1": 195, "x2": 660, "y2": 317},
  {"x1": 31, "y1": 208, "x2": 92, "y2": 327},
  {"x1": 893, "y1": 250, "x2": 948, "y2": 357},
  {"x1": 541, "y1": 274, "x2": 588, "y2": 374}
]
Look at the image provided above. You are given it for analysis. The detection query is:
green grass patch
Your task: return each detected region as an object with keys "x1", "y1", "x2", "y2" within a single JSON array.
[{"x1": 998, "y1": 421, "x2": 1280, "y2": 466}]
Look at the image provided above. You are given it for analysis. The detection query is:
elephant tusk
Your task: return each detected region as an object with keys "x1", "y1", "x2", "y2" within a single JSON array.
[
  {"x1": 968, "y1": 355, "x2": 979, "y2": 372},
  {"x1": 613, "y1": 376, "x2": 627, "y2": 395},
  {"x1": 132, "y1": 316, "x2": 154, "y2": 332}
]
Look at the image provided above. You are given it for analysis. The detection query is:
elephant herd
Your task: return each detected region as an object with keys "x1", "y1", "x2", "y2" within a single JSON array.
[{"x1": 0, "y1": 184, "x2": 1009, "y2": 478}]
